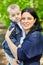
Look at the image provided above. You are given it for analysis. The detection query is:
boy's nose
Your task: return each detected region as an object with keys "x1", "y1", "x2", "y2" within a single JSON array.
[{"x1": 16, "y1": 15, "x2": 18, "y2": 17}]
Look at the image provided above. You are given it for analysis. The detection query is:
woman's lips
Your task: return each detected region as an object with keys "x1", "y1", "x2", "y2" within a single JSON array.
[{"x1": 23, "y1": 23, "x2": 29, "y2": 26}]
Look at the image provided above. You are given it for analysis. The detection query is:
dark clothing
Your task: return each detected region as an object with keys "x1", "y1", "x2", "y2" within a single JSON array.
[
  {"x1": 17, "y1": 31, "x2": 43, "y2": 65},
  {"x1": 2, "y1": 22, "x2": 22, "y2": 58}
]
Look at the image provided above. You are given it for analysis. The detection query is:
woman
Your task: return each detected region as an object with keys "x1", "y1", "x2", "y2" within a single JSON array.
[{"x1": 5, "y1": 8, "x2": 43, "y2": 65}]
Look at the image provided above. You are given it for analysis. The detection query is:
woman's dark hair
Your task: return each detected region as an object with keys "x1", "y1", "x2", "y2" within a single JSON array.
[{"x1": 21, "y1": 8, "x2": 42, "y2": 32}]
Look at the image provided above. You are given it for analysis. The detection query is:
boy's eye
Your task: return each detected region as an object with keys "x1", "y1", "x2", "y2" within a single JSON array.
[
  {"x1": 12, "y1": 14, "x2": 15, "y2": 17},
  {"x1": 17, "y1": 13, "x2": 20, "y2": 15}
]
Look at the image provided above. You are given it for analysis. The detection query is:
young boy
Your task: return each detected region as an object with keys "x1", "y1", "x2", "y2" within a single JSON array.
[{"x1": 2, "y1": 4, "x2": 25, "y2": 65}]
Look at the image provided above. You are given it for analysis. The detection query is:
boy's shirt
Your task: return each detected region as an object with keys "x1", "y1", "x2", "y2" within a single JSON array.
[
  {"x1": 17, "y1": 22, "x2": 26, "y2": 45},
  {"x1": 2, "y1": 21, "x2": 22, "y2": 58}
]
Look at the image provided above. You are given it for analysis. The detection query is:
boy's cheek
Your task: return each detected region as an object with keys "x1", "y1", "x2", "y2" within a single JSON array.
[{"x1": 19, "y1": 16, "x2": 21, "y2": 20}]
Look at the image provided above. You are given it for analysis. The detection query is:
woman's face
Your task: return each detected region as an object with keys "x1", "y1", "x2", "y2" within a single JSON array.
[{"x1": 21, "y1": 12, "x2": 36, "y2": 30}]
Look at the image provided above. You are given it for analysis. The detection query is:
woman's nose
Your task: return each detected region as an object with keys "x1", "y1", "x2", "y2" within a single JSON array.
[{"x1": 25, "y1": 19, "x2": 28, "y2": 22}]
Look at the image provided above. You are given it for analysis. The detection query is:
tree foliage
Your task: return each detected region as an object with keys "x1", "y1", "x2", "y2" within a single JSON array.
[{"x1": 0, "y1": 0, "x2": 43, "y2": 31}]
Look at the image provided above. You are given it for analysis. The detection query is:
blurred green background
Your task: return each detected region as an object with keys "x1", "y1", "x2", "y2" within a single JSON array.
[
  {"x1": 0, "y1": 0, "x2": 43, "y2": 29},
  {"x1": 0, "y1": 0, "x2": 43, "y2": 65}
]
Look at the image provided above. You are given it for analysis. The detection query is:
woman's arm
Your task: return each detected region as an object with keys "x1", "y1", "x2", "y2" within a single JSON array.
[
  {"x1": 5, "y1": 28, "x2": 17, "y2": 59},
  {"x1": 5, "y1": 29, "x2": 43, "y2": 61},
  {"x1": 17, "y1": 31, "x2": 43, "y2": 61}
]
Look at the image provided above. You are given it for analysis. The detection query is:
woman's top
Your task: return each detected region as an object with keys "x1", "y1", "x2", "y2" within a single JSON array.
[{"x1": 17, "y1": 31, "x2": 43, "y2": 65}]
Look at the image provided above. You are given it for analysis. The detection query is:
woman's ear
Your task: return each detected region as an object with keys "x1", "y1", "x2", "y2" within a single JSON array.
[{"x1": 34, "y1": 18, "x2": 36, "y2": 23}]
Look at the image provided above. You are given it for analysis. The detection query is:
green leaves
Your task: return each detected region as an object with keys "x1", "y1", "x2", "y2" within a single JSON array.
[{"x1": 0, "y1": 0, "x2": 43, "y2": 34}]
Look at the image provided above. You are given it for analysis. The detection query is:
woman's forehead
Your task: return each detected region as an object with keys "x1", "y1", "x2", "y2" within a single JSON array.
[{"x1": 21, "y1": 12, "x2": 33, "y2": 18}]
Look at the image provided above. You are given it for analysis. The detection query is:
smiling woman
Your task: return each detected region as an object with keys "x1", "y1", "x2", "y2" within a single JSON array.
[
  {"x1": 21, "y1": 12, "x2": 36, "y2": 33},
  {"x1": 21, "y1": 8, "x2": 42, "y2": 34},
  {"x1": 5, "y1": 8, "x2": 43, "y2": 65}
]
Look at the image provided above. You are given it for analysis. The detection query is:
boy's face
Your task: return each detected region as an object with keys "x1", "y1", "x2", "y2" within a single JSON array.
[{"x1": 9, "y1": 8, "x2": 21, "y2": 22}]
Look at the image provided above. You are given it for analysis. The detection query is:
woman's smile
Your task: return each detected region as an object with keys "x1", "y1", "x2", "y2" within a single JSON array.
[
  {"x1": 21, "y1": 12, "x2": 36, "y2": 30},
  {"x1": 23, "y1": 22, "x2": 29, "y2": 27}
]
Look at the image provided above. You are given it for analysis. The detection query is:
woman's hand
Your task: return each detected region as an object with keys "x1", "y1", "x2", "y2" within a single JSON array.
[
  {"x1": 18, "y1": 44, "x2": 21, "y2": 48},
  {"x1": 5, "y1": 28, "x2": 18, "y2": 59},
  {"x1": 5, "y1": 28, "x2": 14, "y2": 42},
  {"x1": 5, "y1": 28, "x2": 14, "y2": 39},
  {"x1": 16, "y1": 59, "x2": 20, "y2": 64}
]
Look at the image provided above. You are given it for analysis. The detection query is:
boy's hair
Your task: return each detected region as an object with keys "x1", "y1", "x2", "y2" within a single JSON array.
[{"x1": 7, "y1": 4, "x2": 20, "y2": 13}]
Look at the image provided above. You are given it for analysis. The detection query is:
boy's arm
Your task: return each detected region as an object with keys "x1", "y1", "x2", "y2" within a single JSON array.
[
  {"x1": 8, "y1": 22, "x2": 15, "y2": 31},
  {"x1": 8, "y1": 22, "x2": 17, "y2": 44},
  {"x1": 2, "y1": 22, "x2": 15, "y2": 49},
  {"x1": 8, "y1": 22, "x2": 21, "y2": 47}
]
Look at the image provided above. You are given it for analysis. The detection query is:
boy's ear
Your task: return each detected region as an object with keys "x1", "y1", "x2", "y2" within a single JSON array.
[
  {"x1": 9, "y1": 15, "x2": 11, "y2": 19},
  {"x1": 20, "y1": 10, "x2": 21, "y2": 13}
]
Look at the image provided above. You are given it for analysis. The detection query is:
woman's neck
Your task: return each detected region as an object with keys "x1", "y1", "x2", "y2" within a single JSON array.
[{"x1": 25, "y1": 29, "x2": 30, "y2": 34}]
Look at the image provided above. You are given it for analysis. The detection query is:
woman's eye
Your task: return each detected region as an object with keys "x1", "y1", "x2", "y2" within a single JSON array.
[
  {"x1": 21, "y1": 18, "x2": 25, "y2": 20},
  {"x1": 28, "y1": 17, "x2": 32, "y2": 20}
]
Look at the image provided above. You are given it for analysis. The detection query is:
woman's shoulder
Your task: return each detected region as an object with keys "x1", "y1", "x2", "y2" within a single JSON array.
[
  {"x1": 26, "y1": 31, "x2": 42, "y2": 41},
  {"x1": 31, "y1": 31, "x2": 41, "y2": 35},
  {"x1": 29, "y1": 31, "x2": 42, "y2": 37}
]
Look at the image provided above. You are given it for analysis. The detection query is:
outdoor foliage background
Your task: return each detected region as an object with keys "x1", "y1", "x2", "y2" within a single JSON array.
[
  {"x1": 0, "y1": 0, "x2": 43, "y2": 33},
  {"x1": 0, "y1": 1, "x2": 43, "y2": 65}
]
